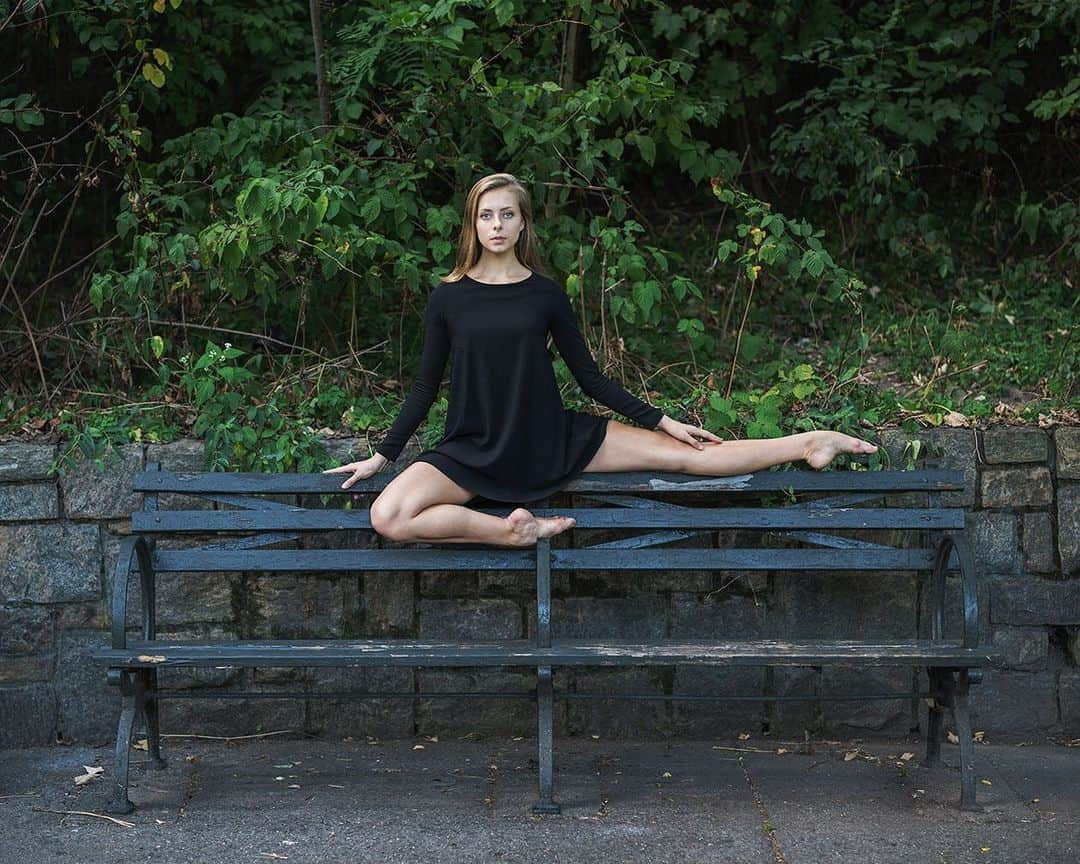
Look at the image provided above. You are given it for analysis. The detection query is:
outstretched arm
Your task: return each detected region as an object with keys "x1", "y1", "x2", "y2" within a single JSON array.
[
  {"x1": 374, "y1": 285, "x2": 451, "y2": 461},
  {"x1": 548, "y1": 284, "x2": 664, "y2": 429}
]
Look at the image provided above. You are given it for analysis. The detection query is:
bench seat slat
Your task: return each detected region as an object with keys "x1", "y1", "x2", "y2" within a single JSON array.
[
  {"x1": 133, "y1": 507, "x2": 964, "y2": 534},
  {"x1": 94, "y1": 638, "x2": 993, "y2": 668},
  {"x1": 133, "y1": 469, "x2": 965, "y2": 495},
  {"x1": 150, "y1": 547, "x2": 940, "y2": 573}
]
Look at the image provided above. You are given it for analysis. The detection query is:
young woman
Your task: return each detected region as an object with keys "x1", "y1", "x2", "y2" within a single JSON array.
[{"x1": 325, "y1": 173, "x2": 877, "y2": 547}]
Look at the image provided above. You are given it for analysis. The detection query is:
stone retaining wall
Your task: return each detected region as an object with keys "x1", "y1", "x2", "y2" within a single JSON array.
[{"x1": 1, "y1": 427, "x2": 1078, "y2": 748}]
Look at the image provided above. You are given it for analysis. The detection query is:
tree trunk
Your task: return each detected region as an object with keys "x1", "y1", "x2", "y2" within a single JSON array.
[{"x1": 309, "y1": 0, "x2": 332, "y2": 131}]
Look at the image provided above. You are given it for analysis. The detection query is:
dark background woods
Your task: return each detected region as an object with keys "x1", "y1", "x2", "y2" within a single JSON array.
[{"x1": 1, "y1": 0, "x2": 1076, "y2": 471}]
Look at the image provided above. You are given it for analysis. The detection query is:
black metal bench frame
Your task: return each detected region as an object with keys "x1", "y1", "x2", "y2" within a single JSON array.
[{"x1": 95, "y1": 463, "x2": 993, "y2": 815}]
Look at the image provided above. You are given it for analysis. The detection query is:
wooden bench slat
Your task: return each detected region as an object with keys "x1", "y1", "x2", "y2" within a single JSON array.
[
  {"x1": 94, "y1": 638, "x2": 993, "y2": 668},
  {"x1": 132, "y1": 506, "x2": 964, "y2": 534},
  {"x1": 133, "y1": 468, "x2": 965, "y2": 495},
  {"x1": 149, "y1": 547, "x2": 941, "y2": 573}
]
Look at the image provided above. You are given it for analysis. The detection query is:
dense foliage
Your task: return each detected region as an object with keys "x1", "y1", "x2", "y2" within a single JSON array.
[{"x1": 1, "y1": 0, "x2": 1076, "y2": 471}]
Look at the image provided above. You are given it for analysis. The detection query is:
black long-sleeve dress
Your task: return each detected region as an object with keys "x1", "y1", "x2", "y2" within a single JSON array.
[{"x1": 374, "y1": 270, "x2": 663, "y2": 504}]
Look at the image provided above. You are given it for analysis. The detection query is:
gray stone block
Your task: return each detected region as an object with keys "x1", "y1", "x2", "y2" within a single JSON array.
[
  {"x1": 0, "y1": 523, "x2": 101, "y2": 603},
  {"x1": 478, "y1": 569, "x2": 536, "y2": 596},
  {"x1": 819, "y1": 667, "x2": 911, "y2": 735},
  {"x1": 1022, "y1": 512, "x2": 1056, "y2": 574},
  {"x1": 1058, "y1": 484, "x2": 1080, "y2": 578},
  {"x1": 61, "y1": 443, "x2": 143, "y2": 518},
  {"x1": 967, "y1": 510, "x2": 1020, "y2": 575},
  {"x1": 250, "y1": 575, "x2": 353, "y2": 639},
  {"x1": 56, "y1": 600, "x2": 107, "y2": 631},
  {"x1": 1056, "y1": 427, "x2": 1080, "y2": 480},
  {"x1": 969, "y1": 669, "x2": 1059, "y2": 738},
  {"x1": 0, "y1": 483, "x2": 58, "y2": 520},
  {"x1": 160, "y1": 696, "x2": 304, "y2": 738},
  {"x1": 102, "y1": 530, "x2": 237, "y2": 629},
  {"x1": 144, "y1": 438, "x2": 211, "y2": 510},
  {"x1": 417, "y1": 598, "x2": 521, "y2": 640},
  {"x1": 420, "y1": 569, "x2": 478, "y2": 597},
  {"x1": 106, "y1": 561, "x2": 236, "y2": 630},
  {"x1": 314, "y1": 436, "x2": 364, "y2": 466},
  {"x1": 878, "y1": 428, "x2": 977, "y2": 506},
  {"x1": 416, "y1": 668, "x2": 536, "y2": 737},
  {"x1": 773, "y1": 571, "x2": 917, "y2": 640},
  {"x1": 526, "y1": 595, "x2": 666, "y2": 640},
  {"x1": 984, "y1": 427, "x2": 1048, "y2": 463},
  {"x1": 0, "y1": 655, "x2": 54, "y2": 683},
  {"x1": 990, "y1": 625, "x2": 1049, "y2": 669},
  {"x1": 305, "y1": 666, "x2": 414, "y2": 738},
  {"x1": 54, "y1": 630, "x2": 118, "y2": 744},
  {"x1": 0, "y1": 443, "x2": 57, "y2": 481},
  {"x1": 0, "y1": 604, "x2": 53, "y2": 653},
  {"x1": 764, "y1": 667, "x2": 821, "y2": 737},
  {"x1": 360, "y1": 571, "x2": 414, "y2": 636},
  {"x1": 564, "y1": 667, "x2": 672, "y2": 738},
  {"x1": 1061, "y1": 670, "x2": 1080, "y2": 731},
  {"x1": 0, "y1": 683, "x2": 57, "y2": 747},
  {"x1": 990, "y1": 576, "x2": 1080, "y2": 625},
  {"x1": 671, "y1": 592, "x2": 767, "y2": 639},
  {"x1": 981, "y1": 466, "x2": 1053, "y2": 508},
  {"x1": 156, "y1": 666, "x2": 243, "y2": 690},
  {"x1": 670, "y1": 666, "x2": 766, "y2": 736}
]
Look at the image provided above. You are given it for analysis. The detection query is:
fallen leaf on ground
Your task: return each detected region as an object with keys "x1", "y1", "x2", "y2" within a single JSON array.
[
  {"x1": 134, "y1": 739, "x2": 148, "y2": 751},
  {"x1": 843, "y1": 751, "x2": 859, "y2": 762},
  {"x1": 738, "y1": 732, "x2": 750, "y2": 741},
  {"x1": 900, "y1": 752, "x2": 915, "y2": 761},
  {"x1": 74, "y1": 766, "x2": 105, "y2": 786},
  {"x1": 776, "y1": 748, "x2": 789, "y2": 755},
  {"x1": 412, "y1": 745, "x2": 425, "y2": 751},
  {"x1": 661, "y1": 772, "x2": 672, "y2": 778},
  {"x1": 947, "y1": 731, "x2": 960, "y2": 745},
  {"x1": 981, "y1": 779, "x2": 992, "y2": 786}
]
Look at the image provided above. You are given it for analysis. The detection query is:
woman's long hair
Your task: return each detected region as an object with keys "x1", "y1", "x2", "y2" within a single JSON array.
[{"x1": 441, "y1": 173, "x2": 547, "y2": 283}]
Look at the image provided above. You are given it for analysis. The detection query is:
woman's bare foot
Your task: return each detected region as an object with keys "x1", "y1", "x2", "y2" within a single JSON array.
[
  {"x1": 802, "y1": 431, "x2": 879, "y2": 469},
  {"x1": 505, "y1": 507, "x2": 576, "y2": 546}
]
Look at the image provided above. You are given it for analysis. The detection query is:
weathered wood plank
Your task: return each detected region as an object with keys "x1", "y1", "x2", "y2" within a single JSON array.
[
  {"x1": 93, "y1": 638, "x2": 994, "y2": 668},
  {"x1": 133, "y1": 507, "x2": 964, "y2": 533},
  {"x1": 132, "y1": 468, "x2": 965, "y2": 495},
  {"x1": 149, "y1": 547, "x2": 939, "y2": 573}
]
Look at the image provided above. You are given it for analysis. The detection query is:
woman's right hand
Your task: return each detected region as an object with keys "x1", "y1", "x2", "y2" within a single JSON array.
[{"x1": 322, "y1": 454, "x2": 388, "y2": 501}]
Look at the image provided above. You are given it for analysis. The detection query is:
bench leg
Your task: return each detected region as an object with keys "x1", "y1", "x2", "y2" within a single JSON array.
[
  {"x1": 949, "y1": 670, "x2": 980, "y2": 811},
  {"x1": 531, "y1": 666, "x2": 560, "y2": 815},
  {"x1": 105, "y1": 688, "x2": 138, "y2": 815},
  {"x1": 142, "y1": 670, "x2": 167, "y2": 770},
  {"x1": 922, "y1": 669, "x2": 945, "y2": 768}
]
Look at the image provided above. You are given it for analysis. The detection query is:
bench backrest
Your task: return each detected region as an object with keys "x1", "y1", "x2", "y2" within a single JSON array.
[{"x1": 131, "y1": 464, "x2": 965, "y2": 574}]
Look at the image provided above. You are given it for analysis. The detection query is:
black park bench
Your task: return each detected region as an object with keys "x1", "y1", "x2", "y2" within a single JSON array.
[{"x1": 93, "y1": 463, "x2": 994, "y2": 815}]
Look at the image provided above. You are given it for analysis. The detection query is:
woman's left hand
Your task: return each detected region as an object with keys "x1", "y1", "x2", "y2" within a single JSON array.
[{"x1": 657, "y1": 416, "x2": 724, "y2": 450}]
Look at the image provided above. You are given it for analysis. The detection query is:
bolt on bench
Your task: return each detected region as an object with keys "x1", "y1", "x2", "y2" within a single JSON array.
[{"x1": 94, "y1": 463, "x2": 994, "y2": 814}]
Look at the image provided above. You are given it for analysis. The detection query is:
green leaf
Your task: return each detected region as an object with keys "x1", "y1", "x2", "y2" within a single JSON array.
[
  {"x1": 361, "y1": 196, "x2": 381, "y2": 224},
  {"x1": 142, "y1": 63, "x2": 165, "y2": 88}
]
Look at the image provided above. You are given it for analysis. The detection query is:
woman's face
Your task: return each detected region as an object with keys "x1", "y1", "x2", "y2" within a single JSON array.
[{"x1": 474, "y1": 188, "x2": 524, "y2": 254}]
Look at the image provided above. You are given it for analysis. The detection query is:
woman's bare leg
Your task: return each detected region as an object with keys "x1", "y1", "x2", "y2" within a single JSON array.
[
  {"x1": 582, "y1": 420, "x2": 878, "y2": 475},
  {"x1": 369, "y1": 462, "x2": 574, "y2": 547}
]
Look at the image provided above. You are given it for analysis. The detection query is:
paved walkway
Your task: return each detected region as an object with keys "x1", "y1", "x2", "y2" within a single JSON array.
[{"x1": 1, "y1": 734, "x2": 1077, "y2": 863}]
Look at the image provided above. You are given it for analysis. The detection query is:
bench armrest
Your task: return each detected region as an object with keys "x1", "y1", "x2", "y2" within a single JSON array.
[
  {"x1": 110, "y1": 535, "x2": 156, "y2": 650},
  {"x1": 929, "y1": 532, "x2": 981, "y2": 650}
]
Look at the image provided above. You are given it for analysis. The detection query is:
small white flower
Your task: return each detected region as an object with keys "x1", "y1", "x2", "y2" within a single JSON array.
[{"x1": 225, "y1": 342, "x2": 232, "y2": 349}]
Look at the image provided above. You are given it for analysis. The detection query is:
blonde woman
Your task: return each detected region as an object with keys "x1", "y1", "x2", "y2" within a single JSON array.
[{"x1": 325, "y1": 173, "x2": 877, "y2": 546}]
